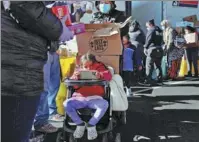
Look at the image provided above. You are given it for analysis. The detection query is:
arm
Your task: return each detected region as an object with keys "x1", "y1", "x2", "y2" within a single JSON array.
[
  {"x1": 144, "y1": 30, "x2": 154, "y2": 49},
  {"x1": 167, "y1": 29, "x2": 175, "y2": 50},
  {"x1": 10, "y1": 2, "x2": 62, "y2": 41},
  {"x1": 135, "y1": 47, "x2": 142, "y2": 67},
  {"x1": 97, "y1": 64, "x2": 112, "y2": 81}
]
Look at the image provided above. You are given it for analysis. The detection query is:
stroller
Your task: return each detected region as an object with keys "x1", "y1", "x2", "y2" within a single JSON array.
[{"x1": 56, "y1": 77, "x2": 127, "y2": 142}]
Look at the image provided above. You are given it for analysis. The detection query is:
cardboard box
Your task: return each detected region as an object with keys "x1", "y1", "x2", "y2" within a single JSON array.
[
  {"x1": 76, "y1": 24, "x2": 123, "y2": 55},
  {"x1": 183, "y1": 15, "x2": 198, "y2": 23},
  {"x1": 75, "y1": 17, "x2": 132, "y2": 56},
  {"x1": 184, "y1": 33, "x2": 199, "y2": 47},
  {"x1": 96, "y1": 55, "x2": 120, "y2": 74}
]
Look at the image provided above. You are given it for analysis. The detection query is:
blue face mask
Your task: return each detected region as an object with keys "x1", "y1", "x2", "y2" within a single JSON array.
[{"x1": 99, "y1": 4, "x2": 111, "y2": 14}]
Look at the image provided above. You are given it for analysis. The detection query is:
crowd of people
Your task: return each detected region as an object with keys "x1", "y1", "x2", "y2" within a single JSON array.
[
  {"x1": 1, "y1": 1, "x2": 199, "y2": 142},
  {"x1": 122, "y1": 19, "x2": 199, "y2": 95}
]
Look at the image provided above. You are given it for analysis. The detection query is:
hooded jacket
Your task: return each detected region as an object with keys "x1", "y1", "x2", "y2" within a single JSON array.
[{"x1": 1, "y1": 2, "x2": 62, "y2": 96}]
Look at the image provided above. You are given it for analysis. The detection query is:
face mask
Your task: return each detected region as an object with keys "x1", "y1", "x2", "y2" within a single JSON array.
[{"x1": 99, "y1": 3, "x2": 111, "y2": 14}]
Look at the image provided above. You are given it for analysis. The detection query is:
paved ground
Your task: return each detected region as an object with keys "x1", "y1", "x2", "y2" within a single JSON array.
[{"x1": 32, "y1": 77, "x2": 199, "y2": 142}]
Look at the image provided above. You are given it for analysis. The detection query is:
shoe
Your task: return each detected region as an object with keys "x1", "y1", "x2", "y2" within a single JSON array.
[
  {"x1": 87, "y1": 126, "x2": 98, "y2": 140},
  {"x1": 49, "y1": 114, "x2": 64, "y2": 122},
  {"x1": 73, "y1": 124, "x2": 86, "y2": 139},
  {"x1": 185, "y1": 73, "x2": 192, "y2": 77},
  {"x1": 35, "y1": 123, "x2": 58, "y2": 133}
]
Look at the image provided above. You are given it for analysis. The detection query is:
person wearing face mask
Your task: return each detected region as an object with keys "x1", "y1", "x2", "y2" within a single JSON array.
[
  {"x1": 161, "y1": 20, "x2": 184, "y2": 80},
  {"x1": 184, "y1": 26, "x2": 199, "y2": 78},
  {"x1": 143, "y1": 19, "x2": 163, "y2": 85},
  {"x1": 90, "y1": 1, "x2": 128, "y2": 37}
]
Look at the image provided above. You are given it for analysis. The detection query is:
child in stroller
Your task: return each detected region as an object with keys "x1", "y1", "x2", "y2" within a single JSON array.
[{"x1": 63, "y1": 53, "x2": 112, "y2": 140}]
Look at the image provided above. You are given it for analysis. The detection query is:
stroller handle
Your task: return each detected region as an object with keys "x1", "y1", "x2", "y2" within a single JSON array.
[{"x1": 64, "y1": 79, "x2": 109, "y2": 87}]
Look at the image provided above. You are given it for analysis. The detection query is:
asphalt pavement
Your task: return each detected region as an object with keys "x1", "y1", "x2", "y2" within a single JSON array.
[{"x1": 32, "y1": 77, "x2": 199, "y2": 142}]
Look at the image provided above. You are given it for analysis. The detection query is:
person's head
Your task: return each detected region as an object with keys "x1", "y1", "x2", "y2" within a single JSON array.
[
  {"x1": 184, "y1": 26, "x2": 195, "y2": 34},
  {"x1": 58, "y1": 44, "x2": 71, "y2": 57},
  {"x1": 122, "y1": 35, "x2": 130, "y2": 45},
  {"x1": 129, "y1": 20, "x2": 140, "y2": 32},
  {"x1": 80, "y1": 52, "x2": 97, "y2": 69},
  {"x1": 95, "y1": 1, "x2": 116, "y2": 14},
  {"x1": 161, "y1": 20, "x2": 171, "y2": 30},
  {"x1": 146, "y1": 19, "x2": 155, "y2": 30}
]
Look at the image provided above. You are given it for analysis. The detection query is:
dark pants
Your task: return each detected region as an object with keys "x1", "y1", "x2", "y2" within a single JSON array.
[
  {"x1": 2, "y1": 95, "x2": 40, "y2": 142},
  {"x1": 122, "y1": 71, "x2": 134, "y2": 88},
  {"x1": 146, "y1": 47, "x2": 163, "y2": 82},
  {"x1": 185, "y1": 48, "x2": 198, "y2": 76}
]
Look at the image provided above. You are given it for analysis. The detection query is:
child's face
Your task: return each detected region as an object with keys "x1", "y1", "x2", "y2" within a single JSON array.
[
  {"x1": 82, "y1": 61, "x2": 93, "y2": 69},
  {"x1": 122, "y1": 36, "x2": 129, "y2": 45}
]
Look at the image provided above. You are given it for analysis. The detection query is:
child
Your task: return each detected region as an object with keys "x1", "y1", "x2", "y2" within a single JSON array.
[
  {"x1": 55, "y1": 45, "x2": 76, "y2": 117},
  {"x1": 122, "y1": 35, "x2": 142, "y2": 96},
  {"x1": 63, "y1": 53, "x2": 112, "y2": 140}
]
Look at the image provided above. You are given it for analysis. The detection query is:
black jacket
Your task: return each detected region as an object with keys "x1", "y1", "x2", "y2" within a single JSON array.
[
  {"x1": 1, "y1": 2, "x2": 62, "y2": 96},
  {"x1": 144, "y1": 27, "x2": 162, "y2": 49},
  {"x1": 90, "y1": 9, "x2": 129, "y2": 37}
]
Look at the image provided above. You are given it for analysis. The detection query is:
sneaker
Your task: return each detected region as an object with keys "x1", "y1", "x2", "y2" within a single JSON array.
[
  {"x1": 87, "y1": 126, "x2": 98, "y2": 140},
  {"x1": 49, "y1": 114, "x2": 65, "y2": 122},
  {"x1": 73, "y1": 124, "x2": 86, "y2": 139},
  {"x1": 35, "y1": 123, "x2": 58, "y2": 133}
]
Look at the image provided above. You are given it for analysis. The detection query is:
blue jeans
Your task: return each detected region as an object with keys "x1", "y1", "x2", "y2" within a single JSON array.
[
  {"x1": 34, "y1": 52, "x2": 60, "y2": 129},
  {"x1": 2, "y1": 95, "x2": 41, "y2": 142},
  {"x1": 47, "y1": 52, "x2": 60, "y2": 115}
]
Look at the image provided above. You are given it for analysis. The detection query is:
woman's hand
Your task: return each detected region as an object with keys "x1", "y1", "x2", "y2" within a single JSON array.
[{"x1": 95, "y1": 71, "x2": 101, "y2": 79}]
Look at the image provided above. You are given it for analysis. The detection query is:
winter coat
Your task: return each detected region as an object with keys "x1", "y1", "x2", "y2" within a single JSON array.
[
  {"x1": 1, "y1": 2, "x2": 62, "y2": 96},
  {"x1": 71, "y1": 62, "x2": 112, "y2": 97}
]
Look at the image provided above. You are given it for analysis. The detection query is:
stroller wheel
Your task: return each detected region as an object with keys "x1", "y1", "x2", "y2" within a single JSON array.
[
  {"x1": 102, "y1": 133, "x2": 109, "y2": 142},
  {"x1": 115, "y1": 133, "x2": 122, "y2": 142},
  {"x1": 56, "y1": 132, "x2": 64, "y2": 142},
  {"x1": 69, "y1": 134, "x2": 78, "y2": 142}
]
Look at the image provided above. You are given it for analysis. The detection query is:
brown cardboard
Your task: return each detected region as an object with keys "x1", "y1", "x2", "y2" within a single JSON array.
[
  {"x1": 76, "y1": 24, "x2": 122, "y2": 55},
  {"x1": 183, "y1": 15, "x2": 198, "y2": 23},
  {"x1": 96, "y1": 55, "x2": 120, "y2": 74}
]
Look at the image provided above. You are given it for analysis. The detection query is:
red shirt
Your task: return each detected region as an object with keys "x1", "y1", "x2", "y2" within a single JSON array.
[{"x1": 72, "y1": 62, "x2": 112, "y2": 97}]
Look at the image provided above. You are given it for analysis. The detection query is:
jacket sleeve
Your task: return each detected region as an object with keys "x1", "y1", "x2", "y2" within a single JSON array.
[
  {"x1": 135, "y1": 48, "x2": 142, "y2": 66},
  {"x1": 144, "y1": 30, "x2": 154, "y2": 49},
  {"x1": 10, "y1": 2, "x2": 62, "y2": 41},
  {"x1": 167, "y1": 29, "x2": 175, "y2": 50},
  {"x1": 97, "y1": 64, "x2": 112, "y2": 81}
]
